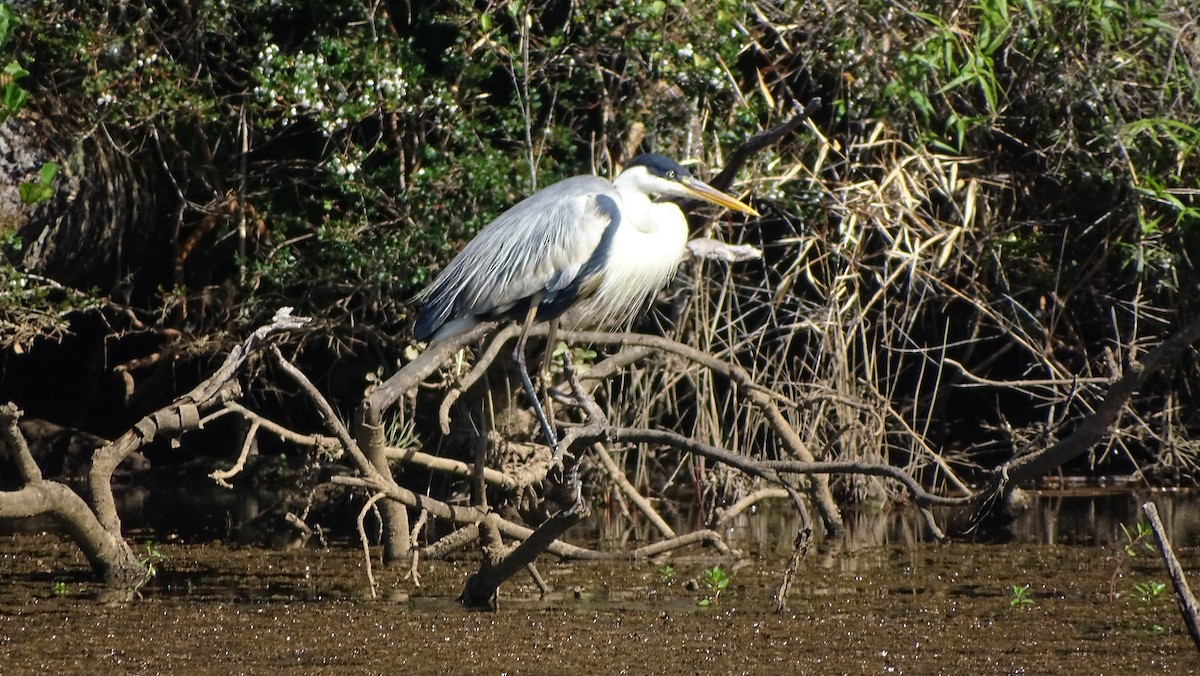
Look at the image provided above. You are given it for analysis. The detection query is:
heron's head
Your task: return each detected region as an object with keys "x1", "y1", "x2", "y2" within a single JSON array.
[{"x1": 617, "y1": 153, "x2": 759, "y2": 217}]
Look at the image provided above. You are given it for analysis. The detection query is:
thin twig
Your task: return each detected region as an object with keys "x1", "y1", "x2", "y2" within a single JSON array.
[
  {"x1": 357, "y1": 492, "x2": 388, "y2": 600},
  {"x1": 209, "y1": 421, "x2": 259, "y2": 488}
]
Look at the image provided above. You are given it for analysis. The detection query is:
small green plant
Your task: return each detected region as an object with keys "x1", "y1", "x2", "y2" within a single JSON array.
[
  {"x1": 1, "y1": 60, "x2": 28, "y2": 122},
  {"x1": 1110, "y1": 521, "x2": 1158, "y2": 601},
  {"x1": 0, "y1": 6, "x2": 29, "y2": 124},
  {"x1": 698, "y1": 565, "x2": 731, "y2": 607},
  {"x1": 658, "y1": 565, "x2": 675, "y2": 583},
  {"x1": 551, "y1": 342, "x2": 598, "y2": 369},
  {"x1": 18, "y1": 162, "x2": 58, "y2": 205},
  {"x1": 1134, "y1": 581, "x2": 1167, "y2": 602},
  {"x1": 1121, "y1": 521, "x2": 1156, "y2": 557},
  {"x1": 1009, "y1": 584, "x2": 1034, "y2": 607},
  {"x1": 140, "y1": 540, "x2": 165, "y2": 584},
  {"x1": 52, "y1": 581, "x2": 69, "y2": 597}
]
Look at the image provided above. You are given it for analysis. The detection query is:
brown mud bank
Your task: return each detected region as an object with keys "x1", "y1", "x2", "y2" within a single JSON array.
[{"x1": 1, "y1": 529, "x2": 1198, "y2": 674}]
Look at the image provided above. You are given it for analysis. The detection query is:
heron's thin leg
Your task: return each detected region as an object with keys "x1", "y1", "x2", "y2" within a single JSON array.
[
  {"x1": 514, "y1": 299, "x2": 559, "y2": 457},
  {"x1": 539, "y1": 318, "x2": 560, "y2": 442},
  {"x1": 540, "y1": 318, "x2": 559, "y2": 376}
]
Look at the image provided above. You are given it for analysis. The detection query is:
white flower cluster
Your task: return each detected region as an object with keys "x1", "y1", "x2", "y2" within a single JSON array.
[
  {"x1": 252, "y1": 43, "x2": 414, "y2": 136},
  {"x1": 134, "y1": 52, "x2": 159, "y2": 69},
  {"x1": 329, "y1": 150, "x2": 362, "y2": 178}
]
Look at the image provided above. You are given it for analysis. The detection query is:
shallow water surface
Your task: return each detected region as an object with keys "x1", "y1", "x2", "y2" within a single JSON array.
[{"x1": 2, "y1": 518, "x2": 1198, "y2": 674}]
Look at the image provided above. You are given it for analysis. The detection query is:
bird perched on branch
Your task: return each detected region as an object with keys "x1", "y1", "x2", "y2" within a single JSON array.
[{"x1": 414, "y1": 153, "x2": 758, "y2": 456}]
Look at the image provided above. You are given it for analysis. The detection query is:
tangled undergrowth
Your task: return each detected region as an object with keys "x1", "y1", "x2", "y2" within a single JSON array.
[{"x1": 0, "y1": 0, "x2": 1198, "y2": 523}]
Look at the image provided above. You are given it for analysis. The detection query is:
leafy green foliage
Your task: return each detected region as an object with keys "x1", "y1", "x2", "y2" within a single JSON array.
[
  {"x1": 13, "y1": 0, "x2": 780, "y2": 342},
  {"x1": 140, "y1": 540, "x2": 164, "y2": 585},
  {"x1": 18, "y1": 162, "x2": 57, "y2": 205},
  {"x1": 0, "y1": 5, "x2": 28, "y2": 123},
  {"x1": 1, "y1": 60, "x2": 28, "y2": 123},
  {"x1": 1120, "y1": 521, "x2": 1156, "y2": 558},
  {"x1": 1109, "y1": 521, "x2": 1160, "y2": 602},
  {"x1": 1133, "y1": 580, "x2": 1167, "y2": 602}
]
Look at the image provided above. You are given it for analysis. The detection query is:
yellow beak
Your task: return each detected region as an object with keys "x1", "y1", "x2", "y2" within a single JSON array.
[{"x1": 681, "y1": 177, "x2": 760, "y2": 217}]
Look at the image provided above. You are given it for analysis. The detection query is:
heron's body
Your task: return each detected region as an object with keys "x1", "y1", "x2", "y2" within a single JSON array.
[
  {"x1": 414, "y1": 162, "x2": 701, "y2": 344},
  {"x1": 413, "y1": 153, "x2": 756, "y2": 456}
]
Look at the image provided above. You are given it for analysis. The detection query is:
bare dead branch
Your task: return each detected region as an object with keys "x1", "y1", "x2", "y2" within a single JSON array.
[
  {"x1": 590, "y1": 442, "x2": 676, "y2": 539},
  {"x1": 706, "y1": 98, "x2": 821, "y2": 192},
  {"x1": 438, "y1": 323, "x2": 522, "y2": 433},
  {"x1": 90, "y1": 307, "x2": 311, "y2": 534},
  {"x1": 1, "y1": 403, "x2": 142, "y2": 586},
  {"x1": 560, "y1": 329, "x2": 844, "y2": 533},
  {"x1": 209, "y1": 421, "x2": 259, "y2": 488},
  {"x1": 357, "y1": 492, "x2": 388, "y2": 600},
  {"x1": 716, "y1": 487, "x2": 791, "y2": 528},
  {"x1": 761, "y1": 459, "x2": 968, "y2": 508},
  {"x1": 383, "y1": 445, "x2": 549, "y2": 490},
  {"x1": 460, "y1": 506, "x2": 589, "y2": 608},
  {"x1": 774, "y1": 528, "x2": 813, "y2": 613},
  {"x1": 629, "y1": 529, "x2": 736, "y2": 558},
  {"x1": 420, "y1": 522, "x2": 480, "y2": 560},
  {"x1": 269, "y1": 345, "x2": 368, "y2": 472},
  {"x1": 0, "y1": 402, "x2": 44, "y2": 484},
  {"x1": 223, "y1": 401, "x2": 331, "y2": 450},
  {"x1": 366, "y1": 322, "x2": 496, "y2": 415},
  {"x1": 1143, "y1": 501, "x2": 1200, "y2": 651},
  {"x1": 685, "y1": 238, "x2": 763, "y2": 263},
  {"x1": 966, "y1": 313, "x2": 1200, "y2": 528}
]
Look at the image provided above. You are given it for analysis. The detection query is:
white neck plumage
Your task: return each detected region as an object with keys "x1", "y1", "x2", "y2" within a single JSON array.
[{"x1": 565, "y1": 166, "x2": 690, "y2": 328}]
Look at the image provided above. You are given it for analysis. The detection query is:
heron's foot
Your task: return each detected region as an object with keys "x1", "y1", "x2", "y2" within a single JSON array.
[
  {"x1": 561, "y1": 466, "x2": 585, "y2": 516},
  {"x1": 548, "y1": 445, "x2": 577, "y2": 478}
]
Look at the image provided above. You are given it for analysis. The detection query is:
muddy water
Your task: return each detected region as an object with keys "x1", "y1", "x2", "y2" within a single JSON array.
[{"x1": 2, "y1": 496, "x2": 1199, "y2": 674}]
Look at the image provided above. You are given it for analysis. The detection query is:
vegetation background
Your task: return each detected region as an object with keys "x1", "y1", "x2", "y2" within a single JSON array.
[{"x1": 1, "y1": 0, "x2": 1198, "y2": 513}]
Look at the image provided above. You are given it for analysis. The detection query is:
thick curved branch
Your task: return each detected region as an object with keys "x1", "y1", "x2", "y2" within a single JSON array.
[
  {"x1": 1, "y1": 404, "x2": 142, "y2": 585},
  {"x1": 365, "y1": 322, "x2": 496, "y2": 416},
  {"x1": 383, "y1": 445, "x2": 549, "y2": 491},
  {"x1": 761, "y1": 460, "x2": 969, "y2": 508},
  {"x1": 438, "y1": 324, "x2": 522, "y2": 433},
  {"x1": 269, "y1": 346, "x2": 375, "y2": 477},
  {"x1": 461, "y1": 507, "x2": 589, "y2": 608}
]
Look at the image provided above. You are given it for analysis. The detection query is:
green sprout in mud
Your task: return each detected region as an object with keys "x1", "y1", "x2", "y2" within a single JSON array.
[
  {"x1": 658, "y1": 565, "x2": 675, "y2": 583},
  {"x1": 1120, "y1": 521, "x2": 1156, "y2": 558},
  {"x1": 698, "y1": 565, "x2": 731, "y2": 608},
  {"x1": 1109, "y1": 521, "x2": 1158, "y2": 602},
  {"x1": 1009, "y1": 584, "x2": 1034, "y2": 607},
  {"x1": 140, "y1": 541, "x2": 165, "y2": 583},
  {"x1": 1134, "y1": 581, "x2": 1167, "y2": 602},
  {"x1": 52, "y1": 581, "x2": 69, "y2": 597}
]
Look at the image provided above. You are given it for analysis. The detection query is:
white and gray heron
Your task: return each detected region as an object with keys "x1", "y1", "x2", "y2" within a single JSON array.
[{"x1": 413, "y1": 153, "x2": 758, "y2": 456}]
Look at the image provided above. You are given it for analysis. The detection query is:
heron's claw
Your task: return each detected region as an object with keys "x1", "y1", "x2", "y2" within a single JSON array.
[
  {"x1": 549, "y1": 446, "x2": 575, "y2": 478},
  {"x1": 562, "y1": 464, "x2": 585, "y2": 516}
]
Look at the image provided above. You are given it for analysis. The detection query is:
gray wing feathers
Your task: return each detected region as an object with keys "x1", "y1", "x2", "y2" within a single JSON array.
[{"x1": 414, "y1": 176, "x2": 618, "y2": 340}]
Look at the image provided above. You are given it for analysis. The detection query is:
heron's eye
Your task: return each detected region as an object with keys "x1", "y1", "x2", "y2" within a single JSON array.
[{"x1": 666, "y1": 170, "x2": 676, "y2": 179}]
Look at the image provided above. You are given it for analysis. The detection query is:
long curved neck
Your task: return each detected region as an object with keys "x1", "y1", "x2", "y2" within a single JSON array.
[{"x1": 613, "y1": 177, "x2": 683, "y2": 234}]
